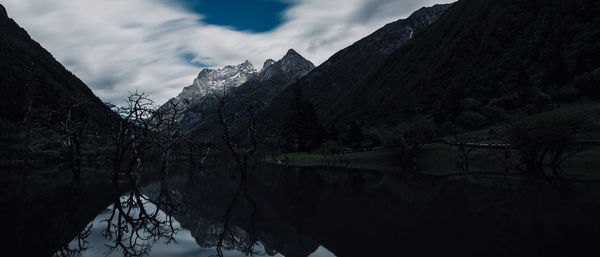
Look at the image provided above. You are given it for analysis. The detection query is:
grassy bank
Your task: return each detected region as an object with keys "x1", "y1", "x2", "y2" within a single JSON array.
[
  {"x1": 266, "y1": 147, "x2": 406, "y2": 171},
  {"x1": 267, "y1": 144, "x2": 600, "y2": 179},
  {"x1": 267, "y1": 103, "x2": 600, "y2": 178}
]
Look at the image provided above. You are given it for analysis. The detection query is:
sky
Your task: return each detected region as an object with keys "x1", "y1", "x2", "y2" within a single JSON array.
[{"x1": 1, "y1": 0, "x2": 451, "y2": 105}]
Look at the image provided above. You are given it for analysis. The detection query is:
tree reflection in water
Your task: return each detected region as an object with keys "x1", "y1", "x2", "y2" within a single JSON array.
[
  {"x1": 101, "y1": 176, "x2": 181, "y2": 257},
  {"x1": 53, "y1": 160, "x2": 600, "y2": 257},
  {"x1": 214, "y1": 169, "x2": 260, "y2": 257},
  {"x1": 54, "y1": 223, "x2": 92, "y2": 257},
  {"x1": 53, "y1": 182, "x2": 94, "y2": 257},
  {"x1": 54, "y1": 165, "x2": 266, "y2": 257}
]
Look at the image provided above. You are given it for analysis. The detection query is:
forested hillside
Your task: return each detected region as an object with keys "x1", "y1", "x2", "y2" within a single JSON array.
[
  {"x1": 330, "y1": 0, "x2": 600, "y2": 132},
  {"x1": 260, "y1": 4, "x2": 451, "y2": 138},
  {"x1": 0, "y1": 5, "x2": 117, "y2": 160}
]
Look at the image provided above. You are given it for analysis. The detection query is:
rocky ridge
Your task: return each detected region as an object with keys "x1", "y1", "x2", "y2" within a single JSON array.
[
  {"x1": 167, "y1": 60, "x2": 257, "y2": 110},
  {"x1": 181, "y1": 49, "x2": 315, "y2": 138}
]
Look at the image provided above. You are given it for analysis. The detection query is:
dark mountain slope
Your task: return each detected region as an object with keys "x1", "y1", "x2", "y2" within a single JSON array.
[
  {"x1": 0, "y1": 4, "x2": 113, "y2": 123},
  {"x1": 260, "y1": 4, "x2": 451, "y2": 132},
  {"x1": 331, "y1": 0, "x2": 600, "y2": 130},
  {"x1": 0, "y1": 4, "x2": 117, "y2": 158}
]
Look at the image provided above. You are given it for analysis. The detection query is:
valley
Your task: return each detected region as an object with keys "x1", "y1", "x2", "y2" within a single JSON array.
[{"x1": 1, "y1": 0, "x2": 600, "y2": 256}]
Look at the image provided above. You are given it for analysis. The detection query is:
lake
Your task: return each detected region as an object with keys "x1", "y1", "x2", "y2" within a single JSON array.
[{"x1": 2, "y1": 164, "x2": 600, "y2": 257}]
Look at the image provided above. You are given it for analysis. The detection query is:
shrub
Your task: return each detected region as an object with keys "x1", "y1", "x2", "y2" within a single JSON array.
[
  {"x1": 508, "y1": 109, "x2": 594, "y2": 176},
  {"x1": 455, "y1": 111, "x2": 488, "y2": 129}
]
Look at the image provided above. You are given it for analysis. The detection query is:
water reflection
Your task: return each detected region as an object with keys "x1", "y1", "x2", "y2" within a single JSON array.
[
  {"x1": 2, "y1": 164, "x2": 600, "y2": 257},
  {"x1": 56, "y1": 164, "x2": 314, "y2": 257}
]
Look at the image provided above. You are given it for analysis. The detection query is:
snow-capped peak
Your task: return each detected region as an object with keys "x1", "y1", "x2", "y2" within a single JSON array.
[
  {"x1": 173, "y1": 61, "x2": 257, "y2": 108},
  {"x1": 105, "y1": 102, "x2": 129, "y2": 118}
]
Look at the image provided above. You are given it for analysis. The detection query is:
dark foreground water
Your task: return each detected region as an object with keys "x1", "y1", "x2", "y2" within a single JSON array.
[{"x1": 2, "y1": 164, "x2": 600, "y2": 257}]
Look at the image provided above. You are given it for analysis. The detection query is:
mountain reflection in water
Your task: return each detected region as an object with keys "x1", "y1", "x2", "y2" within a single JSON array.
[{"x1": 2, "y1": 164, "x2": 600, "y2": 257}]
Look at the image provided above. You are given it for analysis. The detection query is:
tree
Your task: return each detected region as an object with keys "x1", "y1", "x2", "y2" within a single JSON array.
[
  {"x1": 282, "y1": 83, "x2": 327, "y2": 151},
  {"x1": 103, "y1": 172, "x2": 179, "y2": 257},
  {"x1": 54, "y1": 95, "x2": 92, "y2": 179},
  {"x1": 109, "y1": 91, "x2": 182, "y2": 182},
  {"x1": 543, "y1": 51, "x2": 569, "y2": 88},
  {"x1": 573, "y1": 68, "x2": 600, "y2": 100},
  {"x1": 215, "y1": 86, "x2": 259, "y2": 174},
  {"x1": 151, "y1": 101, "x2": 182, "y2": 178},
  {"x1": 327, "y1": 123, "x2": 340, "y2": 143},
  {"x1": 110, "y1": 91, "x2": 152, "y2": 182},
  {"x1": 20, "y1": 98, "x2": 33, "y2": 172},
  {"x1": 508, "y1": 109, "x2": 593, "y2": 177},
  {"x1": 398, "y1": 118, "x2": 436, "y2": 173},
  {"x1": 342, "y1": 121, "x2": 364, "y2": 150}
]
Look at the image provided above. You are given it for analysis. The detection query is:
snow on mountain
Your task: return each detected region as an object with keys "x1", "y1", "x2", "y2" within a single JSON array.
[
  {"x1": 168, "y1": 60, "x2": 257, "y2": 110},
  {"x1": 173, "y1": 49, "x2": 315, "y2": 134},
  {"x1": 104, "y1": 102, "x2": 129, "y2": 118}
]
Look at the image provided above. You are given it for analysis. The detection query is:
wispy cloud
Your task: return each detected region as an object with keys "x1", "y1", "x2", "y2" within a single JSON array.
[{"x1": 1, "y1": 0, "x2": 451, "y2": 105}]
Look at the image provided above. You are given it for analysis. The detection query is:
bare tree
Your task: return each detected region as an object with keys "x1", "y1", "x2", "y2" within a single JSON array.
[
  {"x1": 214, "y1": 87, "x2": 256, "y2": 171},
  {"x1": 185, "y1": 139, "x2": 213, "y2": 176},
  {"x1": 151, "y1": 101, "x2": 182, "y2": 178},
  {"x1": 449, "y1": 135, "x2": 479, "y2": 174},
  {"x1": 490, "y1": 126, "x2": 516, "y2": 175},
  {"x1": 213, "y1": 86, "x2": 261, "y2": 256},
  {"x1": 21, "y1": 98, "x2": 34, "y2": 171},
  {"x1": 55, "y1": 95, "x2": 93, "y2": 179},
  {"x1": 110, "y1": 91, "x2": 164, "y2": 182},
  {"x1": 265, "y1": 131, "x2": 290, "y2": 165},
  {"x1": 111, "y1": 91, "x2": 151, "y2": 181}
]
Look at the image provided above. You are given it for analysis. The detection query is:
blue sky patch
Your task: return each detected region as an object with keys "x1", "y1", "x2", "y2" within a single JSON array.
[
  {"x1": 162, "y1": 0, "x2": 292, "y2": 32},
  {"x1": 180, "y1": 52, "x2": 211, "y2": 67}
]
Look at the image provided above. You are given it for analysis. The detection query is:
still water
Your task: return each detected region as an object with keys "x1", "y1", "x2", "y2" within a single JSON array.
[{"x1": 2, "y1": 164, "x2": 600, "y2": 256}]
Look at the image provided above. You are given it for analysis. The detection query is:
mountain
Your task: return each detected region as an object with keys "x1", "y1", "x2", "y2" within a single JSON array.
[
  {"x1": 326, "y1": 0, "x2": 600, "y2": 131},
  {"x1": 182, "y1": 49, "x2": 315, "y2": 140},
  {"x1": 0, "y1": 4, "x2": 117, "y2": 157},
  {"x1": 0, "y1": 4, "x2": 112, "y2": 121},
  {"x1": 225, "y1": 49, "x2": 316, "y2": 111},
  {"x1": 259, "y1": 4, "x2": 451, "y2": 135},
  {"x1": 104, "y1": 102, "x2": 129, "y2": 118},
  {"x1": 255, "y1": 49, "x2": 315, "y2": 83},
  {"x1": 166, "y1": 60, "x2": 257, "y2": 111}
]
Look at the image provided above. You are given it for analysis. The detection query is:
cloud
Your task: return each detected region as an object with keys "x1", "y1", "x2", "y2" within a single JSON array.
[
  {"x1": 353, "y1": 0, "x2": 436, "y2": 23},
  {"x1": 1, "y1": 0, "x2": 452, "y2": 105}
]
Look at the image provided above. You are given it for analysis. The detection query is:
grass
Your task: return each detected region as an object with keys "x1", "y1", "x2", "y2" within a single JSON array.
[
  {"x1": 268, "y1": 147, "x2": 405, "y2": 171},
  {"x1": 266, "y1": 143, "x2": 600, "y2": 179},
  {"x1": 267, "y1": 144, "x2": 507, "y2": 174},
  {"x1": 562, "y1": 146, "x2": 600, "y2": 180}
]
